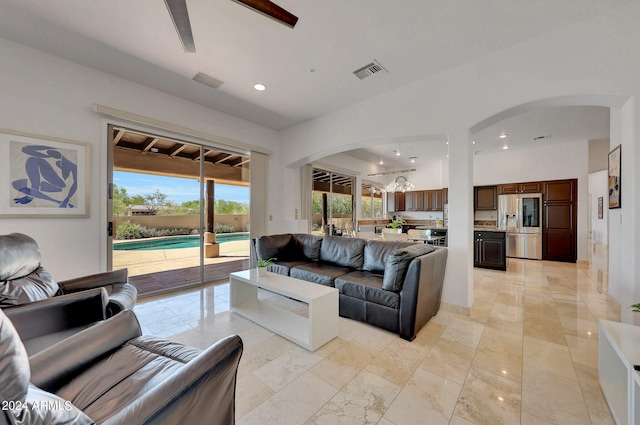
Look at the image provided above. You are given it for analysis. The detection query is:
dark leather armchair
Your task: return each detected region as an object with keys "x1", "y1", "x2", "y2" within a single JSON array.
[
  {"x1": 0, "y1": 233, "x2": 137, "y2": 316},
  {"x1": 0, "y1": 308, "x2": 243, "y2": 425}
]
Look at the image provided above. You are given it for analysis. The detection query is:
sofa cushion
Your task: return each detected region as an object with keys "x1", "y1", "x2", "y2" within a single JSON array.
[
  {"x1": 363, "y1": 240, "x2": 416, "y2": 273},
  {"x1": 23, "y1": 385, "x2": 94, "y2": 424},
  {"x1": 319, "y1": 236, "x2": 367, "y2": 269},
  {"x1": 335, "y1": 271, "x2": 400, "y2": 309},
  {"x1": 382, "y1": 244, "x2": 436, "y2": 291},
  {"x1": 255, "y1": 234, "x2": 293, "y2": 262},
  {"x1": 291, "y1": 234, "x2": 323, "y2": 261},
  {"x1": 269, "y1": 260, "x2": 311, "y2": 276},
  {"x1": 290, "y1": 263, "x2": 353, "y2": 287},
  {"x1": 0, "y1": 266, "x2": 60, "y2": 307}
]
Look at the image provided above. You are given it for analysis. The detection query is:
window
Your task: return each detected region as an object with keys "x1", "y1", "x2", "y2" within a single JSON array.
[
  {"x1": 361, "y1": 180, "x2": 384, "y2": 219},
  {"x1": 311, "y1": 168, "x2": 354, "y2": 235}
]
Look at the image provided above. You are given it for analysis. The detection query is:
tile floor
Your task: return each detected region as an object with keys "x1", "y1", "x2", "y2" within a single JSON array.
[{"x1": 134, "y1": 246, "x2": 618, "y2": 425}]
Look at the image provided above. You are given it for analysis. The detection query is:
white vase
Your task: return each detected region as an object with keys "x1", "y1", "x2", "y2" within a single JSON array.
[
  {"x1": 383, "y1": 228, "x2": 402, "y2": 234},
  {"x1": 257, "y1": 267, "x2": 268, "y2": 277}
]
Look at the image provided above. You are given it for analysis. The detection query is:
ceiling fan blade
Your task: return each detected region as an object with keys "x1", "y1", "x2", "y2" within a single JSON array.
[
  {"x1": 231, "y1": 0, "x2": 298, "y2": 28},
  {"x1": 165, "y1": 0, "x2": 196, "y2": 52}
]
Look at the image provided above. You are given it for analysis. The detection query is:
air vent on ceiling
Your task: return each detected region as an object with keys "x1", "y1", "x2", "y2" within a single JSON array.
[
  {"x1": 193, "y1": 72, "x2": 224, "y2": 89},
  {"x1": 353, "y1": 60, "x2": 387, "y2": 80},
  {"x1": 532, "y1": 134, "x2": 551, "y2": 141}
]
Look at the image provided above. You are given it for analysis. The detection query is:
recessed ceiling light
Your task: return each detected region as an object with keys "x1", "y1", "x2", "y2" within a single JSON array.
[
  {"x1": 409, "y1": 157, "x2": 417, "y2": 163},
  {"x1": 379, "y1": 159, "x2": 384, "y2": 165},
  {"x1": 394, "y1": 150, "x2": 401, "y2": 156},
  {"x1": 499, "y1": 133, "x2": 509, "y2": 139},
  {"x1": 502, "y1": 144, "x2": 509, "y2": 150},
  {"x1": 472, "y1": 140, "x2": 476, "y2": 144},
  {"x1": 254, "y1": 83, "x2": 266, "y2": 91}
]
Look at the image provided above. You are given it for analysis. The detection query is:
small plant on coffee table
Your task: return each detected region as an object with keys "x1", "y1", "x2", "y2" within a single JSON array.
[{"x1": 257, "y1": 258, "x2": 277, "y2": 268}]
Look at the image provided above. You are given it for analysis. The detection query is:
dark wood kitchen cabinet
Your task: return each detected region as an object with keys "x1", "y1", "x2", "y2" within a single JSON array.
[
  {"x1": 425, "y1": 190, "x2": 444, "y2": 211},
  {"x1": 498, "y1": 182, "x2": 543, "y2": 194},
  {"x1": 387, "y1": 191, "x2": 405, "y2": 212},
  {"x1": 474, "y1": 231, "x2": 507, "y2": 270},
  {"x1": 474, "y1": 186, "x2": 497, "y2": 210},
  {"x1": 405, "y1": 191, "x2": 425, "y2": 211},
  {"x1": 542, "y1": 179, "x2": 577, "y2": 263}
]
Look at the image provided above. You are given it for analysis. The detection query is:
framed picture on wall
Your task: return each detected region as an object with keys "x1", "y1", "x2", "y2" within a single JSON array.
[
  {"x1": 0, "y1": 129, "x2": 90, "y2": 217},
  {"x1": 598, "y1": 197, "x2": 603, "y2": 219},
  {"x1": 608, "y1": 144, "x2": 621, "y2": 209}
]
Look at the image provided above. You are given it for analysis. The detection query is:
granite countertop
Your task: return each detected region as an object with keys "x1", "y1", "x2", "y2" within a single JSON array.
[{"x1": 473, "y1": 226, "x2": 507, "y2": 232}]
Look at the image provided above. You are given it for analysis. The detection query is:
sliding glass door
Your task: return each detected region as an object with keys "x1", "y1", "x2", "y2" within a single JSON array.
[{"x1": 108, "y1": 125, "x2": 251, "y2": 296}]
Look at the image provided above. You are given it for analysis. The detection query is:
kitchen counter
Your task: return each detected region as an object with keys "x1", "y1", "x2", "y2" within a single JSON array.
[{"x1": 473, "y1": 226, "x2": 506, "y2": 232}]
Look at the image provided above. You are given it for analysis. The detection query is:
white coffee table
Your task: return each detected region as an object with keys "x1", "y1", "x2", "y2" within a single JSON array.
[{"x1": 229, "y1": 269, "x2": 339, "y2": 351}]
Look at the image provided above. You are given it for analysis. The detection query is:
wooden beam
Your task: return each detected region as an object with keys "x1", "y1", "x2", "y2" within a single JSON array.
[
  {"x1": 142, "y1": 138, "x2": 159, "y2": 152},
  {"x1": 214, "y1": 153, "x2": 234, "y2": 164},
  {"x1": 169, "y1": 144, "x2": 187, "y2": 157},
  {"x1": 112, "y1": 129, "x2": 125, "y2": 145},
  {"x1": 114, "y1": 148, "x2": 249, "y2": 185},
  {"x1": 234, "y1": 158, "x2": 251, "y2": 167}
]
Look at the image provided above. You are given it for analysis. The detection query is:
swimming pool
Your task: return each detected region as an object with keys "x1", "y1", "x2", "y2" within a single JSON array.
[{"x1": 113, "y1": 233, "x2": 249, "y2": 251}]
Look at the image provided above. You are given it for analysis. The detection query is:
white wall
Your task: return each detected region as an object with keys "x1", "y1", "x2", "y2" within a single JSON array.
[
  {"x1": 280, "y1": 2, "x2": 640, "y2": 314},
  {"x1": 0, "y1": 37, "x2": 281, "y2": 279},
  {"x1": 589, "y1": 170, "x2": 609, "y2": 245}
]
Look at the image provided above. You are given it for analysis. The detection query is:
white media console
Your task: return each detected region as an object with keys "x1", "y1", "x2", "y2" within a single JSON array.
[{"x1": 599, "y1": 319, "x2": 640, "y2": 425}]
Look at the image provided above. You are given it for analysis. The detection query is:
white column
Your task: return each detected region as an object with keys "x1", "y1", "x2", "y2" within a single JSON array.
[
  {"x1": 250, "y1": 151, "x2": 269, "y2": 240},
  {"x1": 442, "y1": 128, "x2": 474, "y2": 310}
]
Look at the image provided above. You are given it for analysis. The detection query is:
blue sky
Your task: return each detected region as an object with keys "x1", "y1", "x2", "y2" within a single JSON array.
[{"x1": 113, "y1": 171, "x2": 249, "y2": 204}]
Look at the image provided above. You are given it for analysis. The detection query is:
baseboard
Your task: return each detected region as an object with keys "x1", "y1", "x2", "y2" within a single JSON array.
[{"x1": 440, "y1": 301, "x2": 470, "y2": 316}]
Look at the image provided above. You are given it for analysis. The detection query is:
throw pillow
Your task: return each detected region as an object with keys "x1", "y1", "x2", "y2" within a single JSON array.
[{"x1": 382, "y1": 244, "x2": 435, "y2": 291}]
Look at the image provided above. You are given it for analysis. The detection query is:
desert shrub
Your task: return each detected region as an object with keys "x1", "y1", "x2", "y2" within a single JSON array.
[
  {"x1": 214, "y1": 223, "x2": 236, "y2": 233},
  {"x1": 115, "y1": 222, "x2": 192, "y2": 240}
]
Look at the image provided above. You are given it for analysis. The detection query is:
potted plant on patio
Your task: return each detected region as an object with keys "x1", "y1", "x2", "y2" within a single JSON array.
[{"x1": 256, "y1": 257, "x2": 276, "y2": 277}]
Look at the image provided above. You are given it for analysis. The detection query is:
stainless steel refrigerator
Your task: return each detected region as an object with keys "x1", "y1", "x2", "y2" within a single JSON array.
[{"x1": 498, "y1": 193, "x2": 542, "y2": 260}]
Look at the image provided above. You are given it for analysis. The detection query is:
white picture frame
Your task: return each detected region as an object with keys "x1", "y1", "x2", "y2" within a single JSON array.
[{"x1": 0, "y1": 128, "x2": 90, "y2": 217}]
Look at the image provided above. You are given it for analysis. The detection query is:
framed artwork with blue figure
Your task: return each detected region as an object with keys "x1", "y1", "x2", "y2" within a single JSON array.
[{"x1": 0, "y1": 129, "x2": 90, "y2": 217}]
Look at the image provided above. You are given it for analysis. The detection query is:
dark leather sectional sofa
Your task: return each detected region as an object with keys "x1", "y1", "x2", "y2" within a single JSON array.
[{"x1": 253, "y1": 233, "x2": 448, "y2": 341}]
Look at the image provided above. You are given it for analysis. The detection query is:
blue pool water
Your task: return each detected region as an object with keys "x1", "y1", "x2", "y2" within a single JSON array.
[{"x1": 113, "y1": 233, "x2": 249, "y2": 251}]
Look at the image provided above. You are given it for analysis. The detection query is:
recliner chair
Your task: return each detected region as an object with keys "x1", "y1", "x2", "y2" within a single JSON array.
[
  {"x1": 0, "y1": 233, "x2": 137, "y2": 353},
  {"x1": 0, "y1": 233, "x2": 137, "y2": 315},
  {"x1": 0, "y1": 308, "x2": 243, "y2": 425}
]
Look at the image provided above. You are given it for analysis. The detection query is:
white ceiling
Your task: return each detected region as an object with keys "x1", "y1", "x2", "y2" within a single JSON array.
[
  {"x1": 344, "y1": 105, "x2": 611, "y2": 168},
  {"x1": 0, "y1": 1, "x2": 618, "y2": 170},
  {"x1": 0, "y1": 0, "x2": 630, "y2": 134}
]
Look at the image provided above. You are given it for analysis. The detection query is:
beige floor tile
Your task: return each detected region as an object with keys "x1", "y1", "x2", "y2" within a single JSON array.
[
  {"x1": 383, "y1": 368, "x2": 462, "y2": 425},
  {"x1": 453, "y1": 366, "x2": 521, "y2": 425},
  {"x1": 522, "y1": 336, "x2": 576, "y2": 380},
  {"x1": 483, "y1": 316, "x2": 523, "y2": 346},
  {"x1": 310, "y1": 340, "x2": 378, "y2": 389},
  {"x1": 472, "y1": 336, "x2": 522, "y2": 383},
  {"x1": 523, "y1": 315, "x2": 567, "y2": 345},
  {"x1": 565, "y1": 335, "x2": 599, "y2": 368},
  {"x1": 236, "y1": 373, "x2": 275, "y2": 419},
  {"x1": 134, "y1": 251, "x2": 618, "y2": 425},
  {"x1": 311, "y1": 370, "x2": 401, "y2": 425},
  {"x1": 237, "y1": 373, "x2": 337, "y2": 425},
  {"x1": 420, "y1": 338, "x2": 475, "y2": 385},
  {"x1": 573, "y1": 363, "x2": 616, "y2": 425},
  {"x1": 366, "y1": 338, "x2": 426, "y2": 386},
  {"x1": 490, "y1": 302, "x2": 524, "y2": 323},
  {"x1": 440, "y1": 316, "x2": 485, "y2": 349},
  {"x1": 253, "y1": 347, "x2": 324, "y2": 392},
  {"x1": 521, "y1": 365, "x2": 590, "y2": 425}
]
